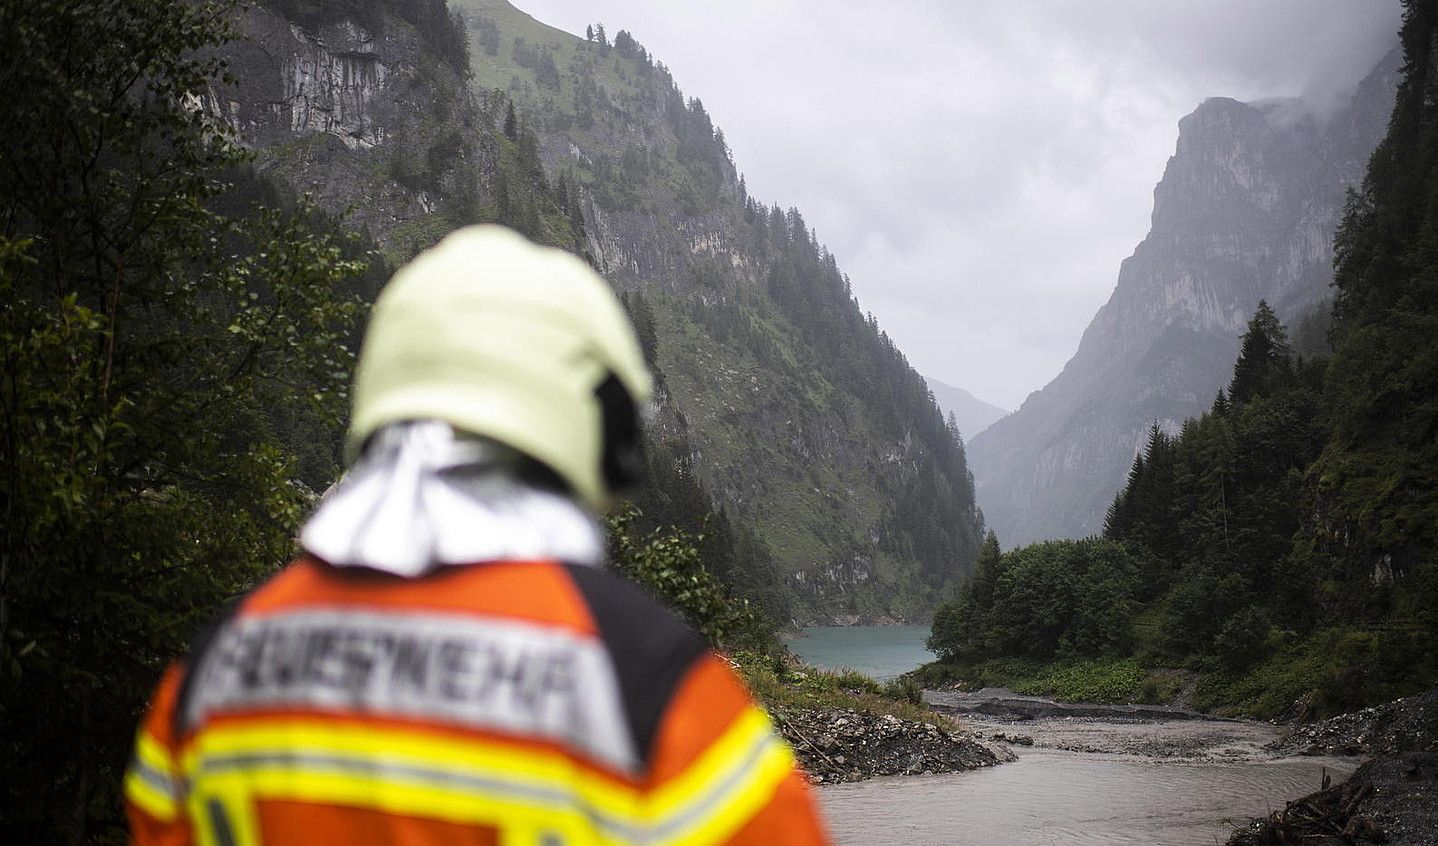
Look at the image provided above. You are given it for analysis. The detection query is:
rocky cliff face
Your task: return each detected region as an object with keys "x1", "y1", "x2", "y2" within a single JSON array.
[
  {"x1": 216, "y1": 4, "x2": 492, "y2": 260},
  {"x1": 217, "y1": 0, "x2": 983, "y2": 624},
  {"x1": 968, "y1": 48, "x2": 1401, "y2": 548}
]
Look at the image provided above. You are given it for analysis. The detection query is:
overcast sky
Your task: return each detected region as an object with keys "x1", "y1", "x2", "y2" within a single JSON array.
[{"x1": 517, "y1": 1, "x2": 1401, "y2": 410}]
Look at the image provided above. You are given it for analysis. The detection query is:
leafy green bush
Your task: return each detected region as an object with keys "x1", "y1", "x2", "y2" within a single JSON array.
[
  {"x1": 1012, "y1": 659, "x2": 1148, "y2": 704},
  {"x1": 605, "y1": 507, "x2": 775, "y2": 651},
  {"x1": 882, "y1": 676, "x2": 923, "y2": 705},
  {"x1": 908, "y1": 656, "x2": 1152, "y2": 705},
  {"x1": 736, "y1": 658, "x2": 952, "y2": 728}
]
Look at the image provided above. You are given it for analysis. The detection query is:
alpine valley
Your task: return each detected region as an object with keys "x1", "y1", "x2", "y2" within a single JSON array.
[{"x1": 209, "y1": 0, "x2": 986, "y2": 625}]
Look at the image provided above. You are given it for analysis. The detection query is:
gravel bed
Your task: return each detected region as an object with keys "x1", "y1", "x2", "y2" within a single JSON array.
[{"x1": 770, "y1": 706, "x2": 1004, "y2": 784}]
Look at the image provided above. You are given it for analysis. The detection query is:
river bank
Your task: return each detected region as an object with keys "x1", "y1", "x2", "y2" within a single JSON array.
[
  {"x1": 819, "y1": 697, "x2": 1355, "y2": 845},
  {"x1": 739, "y1": 651, "x2": 1005, "y2": 784},
  {"x1": 1229, "y1": 689, "x2": 1438, "y2": 845},
  {"x1": 927, "y1": 684, "x2": 1211, "y2": 723},
  {"x1": 769, "y1": 627, "x2": 1437, "y2": 841},
  {"x1": 923, "y1": 685, "x2": 1438, "y2": 844}
]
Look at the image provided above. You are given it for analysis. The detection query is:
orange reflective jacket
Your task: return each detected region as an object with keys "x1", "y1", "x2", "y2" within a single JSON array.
[{"x1": 125, "y1": 557, "x2": 829, "y2": 845}]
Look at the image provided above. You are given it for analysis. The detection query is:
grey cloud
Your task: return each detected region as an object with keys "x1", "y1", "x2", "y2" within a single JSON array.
[{"x1": 518, "y1": 0, "x2": 1401, "y2": 408}]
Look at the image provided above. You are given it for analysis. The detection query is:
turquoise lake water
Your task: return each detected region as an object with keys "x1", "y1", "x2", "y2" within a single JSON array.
[{"x1": 783, "y1": 625, "x2": 935, "y2": 681}]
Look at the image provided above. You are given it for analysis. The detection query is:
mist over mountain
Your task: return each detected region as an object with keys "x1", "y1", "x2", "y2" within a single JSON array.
[
  {"x1": 925, "y1": 377, "x2": 1007, "y2": 441},
  {"x1": 200, "y1": 0, "x2": 986, "y2": 624},
  {"x1": 452, "y1": 0, "x2": 985, "y2": 622},
  {"x1": 968, "y1": 45, "x2": 1402, "y2": 547}
]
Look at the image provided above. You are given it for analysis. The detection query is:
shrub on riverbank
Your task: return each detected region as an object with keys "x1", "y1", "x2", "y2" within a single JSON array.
[
  {"x1": 911, "y1": 621, "x2": 1428, "y2": 720},
  {"x1": 1194, "y1": 624, "x2": 1436, "y2": 719},
  {"x1": 737, "y1": 651, "x2": 958, "y2": 728}
]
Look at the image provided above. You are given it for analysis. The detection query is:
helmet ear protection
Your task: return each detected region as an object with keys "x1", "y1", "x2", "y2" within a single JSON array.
[{"x1": 596, "y1": 372, "x2": 645, "y2": 491}]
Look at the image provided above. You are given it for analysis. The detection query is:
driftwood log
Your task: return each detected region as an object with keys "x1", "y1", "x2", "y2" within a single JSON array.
[{"x1": 1229, "y1": 775, "x2": 1386, "y2": 845}]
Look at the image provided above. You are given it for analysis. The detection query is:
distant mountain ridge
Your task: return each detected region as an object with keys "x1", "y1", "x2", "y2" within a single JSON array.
[
  {"x1": 925, "y1": 377, "x2": 1007, "y2": 441},
  {"x1": 968, "y1": 46, "x2": 1402, "y2": 548}
]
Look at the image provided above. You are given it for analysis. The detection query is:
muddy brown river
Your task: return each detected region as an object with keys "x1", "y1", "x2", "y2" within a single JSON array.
[{"x1": 819, "y1": 707, "x2": 1357, "y2": 845}]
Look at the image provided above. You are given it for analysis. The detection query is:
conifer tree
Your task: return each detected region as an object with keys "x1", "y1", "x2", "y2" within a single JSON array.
[
  {"x1": 1318, "y1": 0, "x2": 1438, "y2": 561},
  {"x1": 503, "y1": 100, "x2": 519, "y2": 140},
  {"x1": 1228, "y1": 300, "x2": 1292, "y2": 404}
]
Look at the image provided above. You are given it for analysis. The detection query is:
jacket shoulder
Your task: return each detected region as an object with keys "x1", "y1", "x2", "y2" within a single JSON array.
[{"x1": 562, "y1": 564, "x2": 708, "y2": 765}]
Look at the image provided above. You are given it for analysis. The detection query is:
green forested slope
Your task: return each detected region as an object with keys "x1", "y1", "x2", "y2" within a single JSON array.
[
  {"x1": 450, "y1": 0, "x2": 985, "y2": 623},
  {"x1": 0, "y1": 1, "x2": 775, "y2": 838}
]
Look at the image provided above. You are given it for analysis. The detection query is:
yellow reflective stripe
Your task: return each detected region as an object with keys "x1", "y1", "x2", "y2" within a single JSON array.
[
  {"x1": 137, "y1": 731, "x2": 177, "y2": 779},
  {"x1": 647, "y1": 706, "x2": 772, "y2": 817},
  {"x1": 182, "y1": 720, "x2": 643, "y2": 823},
  {"x1": 192, "y1": 764, "x2": 605, "y2": 844},
  {"x1": 192, "y1": 790, "x2": 260, "y2": 846},
  {"x1": 126, "y1": 730, "x2": 182, "y2": 820},
  {"x1": 174, "y1": 712, "x2": 797, "y2": 844},
  {"x1": 663, "y1": 741, "x2": 794, "y2": 846},
  {"x1": 125, "y1": 767, "x2": 179, "y2": 821},
  {"x1": 645, "y1": 706, "x2": 795, "y2": 845}
]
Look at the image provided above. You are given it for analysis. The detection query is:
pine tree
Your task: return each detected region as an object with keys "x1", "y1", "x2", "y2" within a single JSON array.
[
  {"x1": 1316, "y1": 0, "x2": 1438, "y2": 563},
  {"x1": 1228, "y1": 300, "x2": 1293, "y2": 404},
  {"x1": 503, "y1": 101, "x2": 519, "y2": 141}
]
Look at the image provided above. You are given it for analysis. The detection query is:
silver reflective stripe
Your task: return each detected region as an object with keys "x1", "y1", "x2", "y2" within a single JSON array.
[
  {"x1": 650, "y1": 728, "x2": 782, "y2": 842},
  {"x1": 185, "y1": 609, "x2": 639, "y2": 774},
  {"x1": 129, "y1": 755, "x2": 180, "y2": 799},
  {"x1": 197, "y1": 751, "x2": 647, "y2": 842},
  {"x1": 205, "y1": 798, "x2": 238, "y2": 846}
]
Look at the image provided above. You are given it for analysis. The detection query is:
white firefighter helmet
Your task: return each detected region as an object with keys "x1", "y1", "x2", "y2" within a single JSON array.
[{"x1": 347, "y1": 225, "x2": 652, "y2": 510}]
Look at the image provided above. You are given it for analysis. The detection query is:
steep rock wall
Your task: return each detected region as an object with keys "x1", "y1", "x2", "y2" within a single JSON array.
[
  {"x1": 217, "y1": 5, "x2": 486, "y2": 257},
  {"x1": 969, "y1": 48, "x2": 1402, "y2": 547}
]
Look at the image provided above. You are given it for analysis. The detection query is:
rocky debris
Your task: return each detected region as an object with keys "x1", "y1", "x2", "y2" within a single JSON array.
[
  {"x1": 1229, "y1": 753, "x2": 1438, "y2": 845},
  {"x1": 1273, "y1": 690, "x2": 1438, "y2": 757},
  {"x1": 1233, "y1": 690, "x2": 1438, "y2": 845},
  {"x1": 769, "y1": 706, "x2": 1003, "y2": 784},
  {"x1": 963, "y1": 711, "x2": 1285, "y2": 761}
]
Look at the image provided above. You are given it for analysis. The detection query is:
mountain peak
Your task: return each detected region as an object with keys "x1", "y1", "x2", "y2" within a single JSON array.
[{"x1": 968, "y1": 43, "x2": 1399, "y2": 548}]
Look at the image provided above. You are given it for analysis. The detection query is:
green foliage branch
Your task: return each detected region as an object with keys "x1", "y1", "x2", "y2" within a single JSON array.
[
  {"x1": 605, "y1": 507, "x2": 775, "y2": 653},
  {"x1": 0, "y1": 1, "x2": 366, "y2": 840}
]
